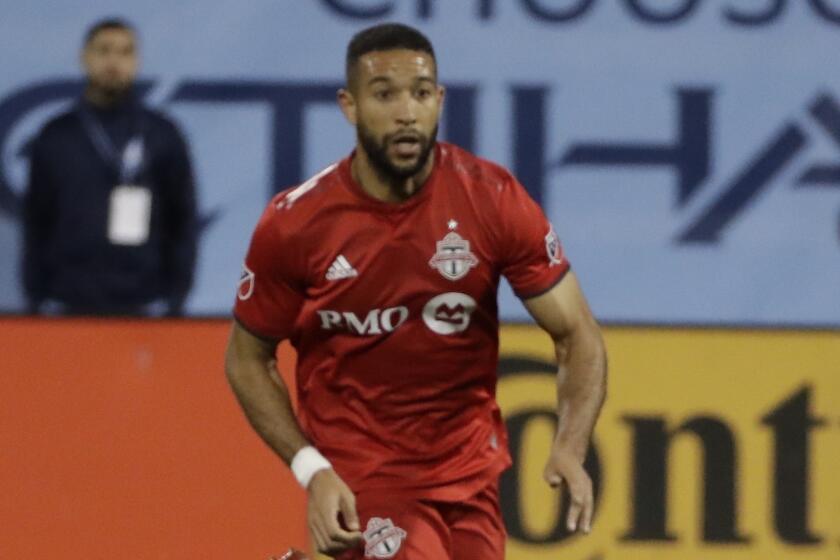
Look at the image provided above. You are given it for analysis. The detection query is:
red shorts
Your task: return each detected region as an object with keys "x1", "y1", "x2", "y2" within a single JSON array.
[{"x1": 336, "y1": 481, "x2": 505, "y2": 560}]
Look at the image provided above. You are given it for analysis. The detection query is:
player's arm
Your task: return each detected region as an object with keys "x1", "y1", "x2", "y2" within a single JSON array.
[
  {"x1": 224, "y1": 320, "x2": 309, "y2": 462},
  {"x1": 523, "y1": 271, "x2": 607, "y2": 534},
  {"x1": 224, "y1": 321, "x2": 362, "y2": 555}
]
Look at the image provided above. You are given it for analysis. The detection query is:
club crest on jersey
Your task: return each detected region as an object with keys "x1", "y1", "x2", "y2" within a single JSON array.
[
  {"x1": 428, "y1": 231, "x2": 479, "y2": 281},
  {"x1": 364, "y1": 517, "x2": 407, "y2": 559},
  {"x1": 545, "y1": 226, "x2": 564, "y2": 267},
  {"x1": 237, "y1": 264, "x2": 255, "y2": 300}
]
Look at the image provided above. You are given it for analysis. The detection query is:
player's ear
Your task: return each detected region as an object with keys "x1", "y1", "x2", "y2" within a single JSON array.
[{"x1": 337, "y1": 88, "x2": 357, "y2": 126}]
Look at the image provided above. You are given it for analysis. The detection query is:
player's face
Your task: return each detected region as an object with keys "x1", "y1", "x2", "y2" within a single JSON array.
[
  {"x1": 82, "y1": 28, "x2": 138, "y2": 96},
  {"x1": 344, "y1": 49, "x2": 444, "y2": 181}
]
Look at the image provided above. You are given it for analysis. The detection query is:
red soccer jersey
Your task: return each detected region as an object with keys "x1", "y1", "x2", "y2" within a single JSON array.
[{"x1": 234, "y1": 143, "x2": 569, "y2": 501}]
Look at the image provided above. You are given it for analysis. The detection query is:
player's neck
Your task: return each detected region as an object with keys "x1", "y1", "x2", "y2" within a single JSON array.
[{"x1": 352, "y1": 149, "x2": 435, "y2": 203}]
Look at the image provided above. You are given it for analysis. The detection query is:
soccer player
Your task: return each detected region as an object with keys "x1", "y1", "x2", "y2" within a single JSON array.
[{"x1": 226, "y1": 23, "x2": 607, "y2": 559}]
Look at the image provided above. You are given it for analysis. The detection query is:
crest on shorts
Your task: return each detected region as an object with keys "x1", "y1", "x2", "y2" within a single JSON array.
[
  {"x1": 429, "y1": 230, "x2": 479, "y2": 281},
  {"x1": 364, "y1": 517, "x2": 407, "y2": 559},
  {"x1": 237, "y1": 264, "x2": 255, "y2": 300},
  {"x1": 545, "y1": 226, "x2": 564, "y2": 267}
]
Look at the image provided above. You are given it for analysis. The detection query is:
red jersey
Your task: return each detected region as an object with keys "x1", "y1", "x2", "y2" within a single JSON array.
[{"x1": 234, "y1": 143, "x2": 569, "y2": 501}]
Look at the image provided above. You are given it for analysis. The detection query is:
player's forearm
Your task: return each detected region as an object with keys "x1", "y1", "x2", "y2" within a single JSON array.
[
  {"x1": 552, "y1": 323, "x2": 607, "y2": 460},
  {"x1": 225, "y1": 345, "x2": 310, "y2": 465}
]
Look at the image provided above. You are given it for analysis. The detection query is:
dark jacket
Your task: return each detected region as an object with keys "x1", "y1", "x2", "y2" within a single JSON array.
[{"x1": 22, "y1": 95, "x2": 197, "y2": 315}]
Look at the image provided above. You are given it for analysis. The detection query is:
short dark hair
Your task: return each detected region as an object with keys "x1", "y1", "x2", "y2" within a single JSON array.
[
  {"x1": 83, "y1": 17, "x2": 136, "y2": 47},
  {"x1": 346, "y1": 23, "x2": 436, "y2": 89}
]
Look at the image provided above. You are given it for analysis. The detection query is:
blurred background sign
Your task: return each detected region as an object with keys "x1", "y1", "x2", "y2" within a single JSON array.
[
  {"x1": 498, "y1": 324, "x2": 840, "y2": 560},
  {"x1": 2, "y1": 320, "x2": 837, "y2": 558},
  {"x1": 1, "y1": 1, "x2": 839, "y2": 325}
]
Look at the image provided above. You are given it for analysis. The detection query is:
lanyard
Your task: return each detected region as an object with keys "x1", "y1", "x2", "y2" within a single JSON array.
[{"x1": 78, "y1": 106, "x2": 145, "y2": 184}]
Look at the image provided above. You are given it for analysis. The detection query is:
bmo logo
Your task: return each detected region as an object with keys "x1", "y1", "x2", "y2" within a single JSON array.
[
  {"x1": 422, "y1": 293, "x2": 477, "y2": 335},
  {"x1": 317, "y1": 307, "x2": 409, "y2": 335},
  {"x1": 316, "y1": 292, "x2": 477, "y2": 336}
]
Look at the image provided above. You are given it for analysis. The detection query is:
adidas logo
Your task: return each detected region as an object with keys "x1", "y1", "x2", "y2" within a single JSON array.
[{"x1": 326, "y1": 254, "x2": 358, "y2": 281}]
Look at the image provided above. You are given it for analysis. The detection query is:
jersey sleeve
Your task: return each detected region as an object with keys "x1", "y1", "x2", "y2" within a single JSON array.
[
  {"x1": 233, "y1": 202, "x2": 305, "y2": 340},
  {"x1": 497, "y1": 176, "x2": 571, "y2": 299}
]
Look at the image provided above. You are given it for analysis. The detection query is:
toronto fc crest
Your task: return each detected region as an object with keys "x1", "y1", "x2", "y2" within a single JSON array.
[
  {"x1": 364, "y1": 517, "x2": 407, "y2": 559},
  {"x1": 428, "y1": 230, "x2": 479, "y2": 281}
]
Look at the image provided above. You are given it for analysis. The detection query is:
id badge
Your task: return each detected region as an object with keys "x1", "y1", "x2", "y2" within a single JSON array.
[{"x1": 108, "y1": 185, "x2": 152, "y2": 246}]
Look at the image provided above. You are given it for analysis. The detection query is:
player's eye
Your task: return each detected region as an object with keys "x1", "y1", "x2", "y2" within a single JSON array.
[
  {"x1": 373, "y1": 89, "x2": 393, "y2": 101},
  {"x1": 416, "y1": 88, "x2": 433, "y2": 100}
]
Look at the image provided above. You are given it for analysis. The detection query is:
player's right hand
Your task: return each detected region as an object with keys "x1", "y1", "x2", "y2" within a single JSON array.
[
  {"x1": 307, "y1": 468, "x2": 363, "y2": 557},
  {"x1": 543, "y1": 446, "x2": 594, "y2": 534}
]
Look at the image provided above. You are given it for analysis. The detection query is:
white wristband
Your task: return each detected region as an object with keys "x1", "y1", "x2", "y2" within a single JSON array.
[{"x1": 290, "y1": 446, "x2": 332, "y2": 489}]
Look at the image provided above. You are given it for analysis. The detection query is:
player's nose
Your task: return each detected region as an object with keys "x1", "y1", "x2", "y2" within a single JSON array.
[{"x1": 393, "y1": 93, "x2": 418, "y2": 125}]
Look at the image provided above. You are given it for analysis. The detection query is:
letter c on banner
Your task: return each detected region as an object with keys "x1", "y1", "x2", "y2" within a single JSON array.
[
  {"x1": 318, "y1": 0, "x2": 393, "y2": 18},
  {"x1": 725, "y1": 0, "x2": 785, "y2": 26},
  {"x1": 522, "y1": 0, "x2": 595, "y2": 22},
  {"x1": 810, "y1": 0, "x2": 840, "y2": 24},
  {"x1": 624, "y1": 0, "x2": 700, "y2": 24}
]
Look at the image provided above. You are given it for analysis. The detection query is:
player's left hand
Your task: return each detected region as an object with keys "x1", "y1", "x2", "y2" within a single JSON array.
[{"x1": 543, "y1": 446, "x2": 593, "y2": 534}]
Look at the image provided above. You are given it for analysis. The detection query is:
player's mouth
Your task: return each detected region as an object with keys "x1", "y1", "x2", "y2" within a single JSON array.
[{"x1": 390, "y1": 132, "x2": 423, "y2": 158}]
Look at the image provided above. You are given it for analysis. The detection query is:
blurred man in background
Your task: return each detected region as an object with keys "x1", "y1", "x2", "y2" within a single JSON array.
[
  {"x1": 22, "y1": 18, "x2": 197, "y2": 316},
  {"x1": 226, "y1": 23, "x2": 606, "y2": 559}
]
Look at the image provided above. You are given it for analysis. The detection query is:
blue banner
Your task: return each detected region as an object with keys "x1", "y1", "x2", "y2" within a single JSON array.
[{"x1": 1, "y1": 1, "x2": 839, "y2": 325}]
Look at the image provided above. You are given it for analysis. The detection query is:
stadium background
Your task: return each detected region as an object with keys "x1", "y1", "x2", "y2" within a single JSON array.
[{"x1": 1, "y1": 1, "x2": 838, "y2": 558}]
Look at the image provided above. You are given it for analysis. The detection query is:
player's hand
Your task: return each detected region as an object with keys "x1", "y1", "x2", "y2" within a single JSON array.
[
  {"x1": 543, "y1": 446, "x2": 593, "y2": 534},
  {"x1": 307, "y1": 468, "x2": 363, "y2": 557}
]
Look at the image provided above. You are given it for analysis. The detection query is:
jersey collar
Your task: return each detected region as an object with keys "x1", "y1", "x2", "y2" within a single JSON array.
[{"x1": 339, "y1": 143, "x2": 443, "y2": 213}]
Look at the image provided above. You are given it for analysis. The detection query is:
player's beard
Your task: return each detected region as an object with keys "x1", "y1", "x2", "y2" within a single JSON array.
[{"x1": 357, "y1": 123, "x2": 438, "y2": 192}]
